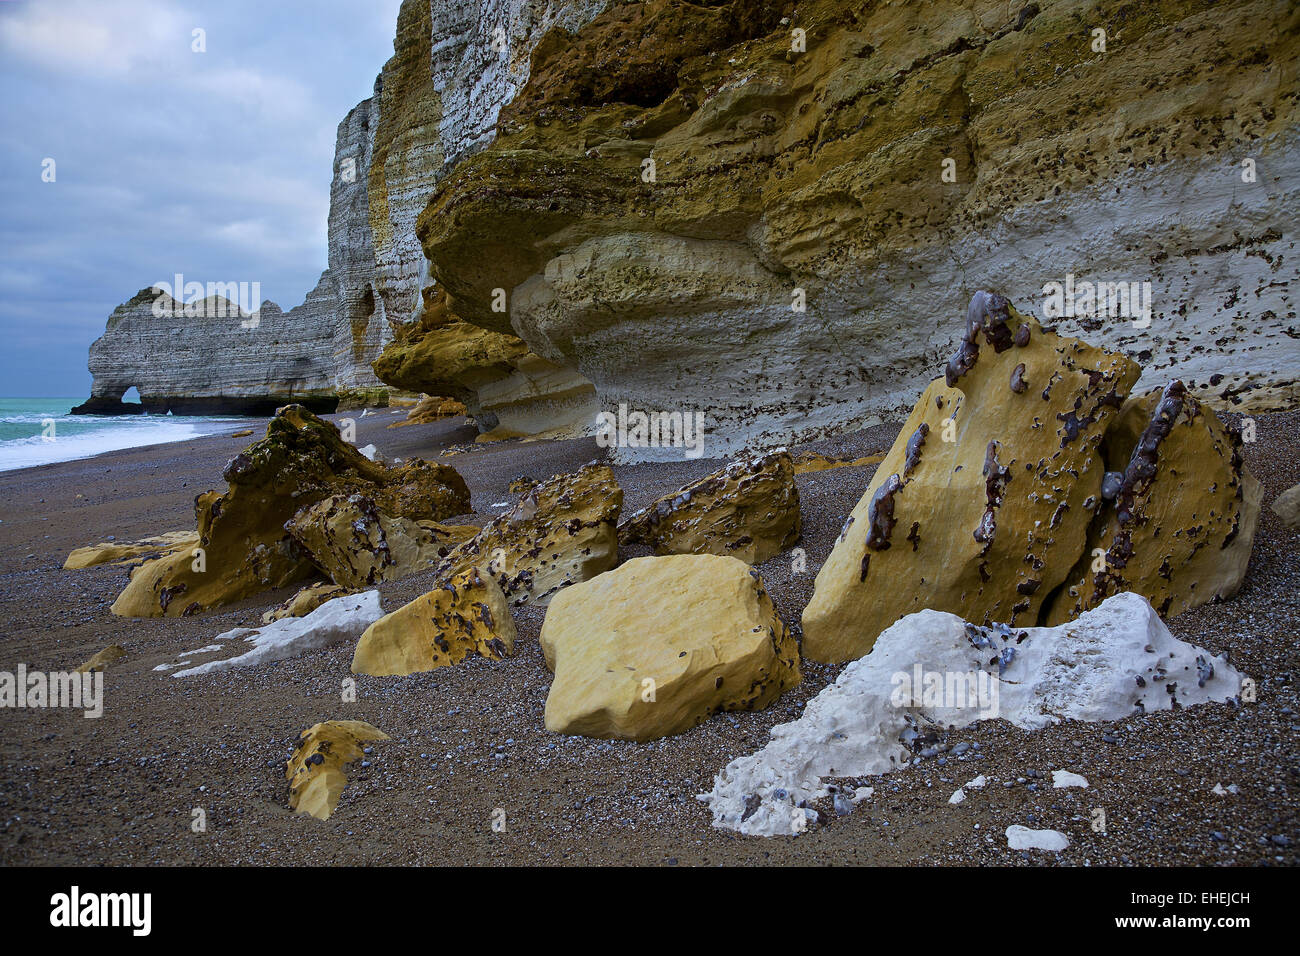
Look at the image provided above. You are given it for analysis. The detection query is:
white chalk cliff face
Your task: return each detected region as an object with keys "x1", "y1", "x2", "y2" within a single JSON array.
[{"x1": 76, "y1": 93, "x2": 393, "y2": 415}]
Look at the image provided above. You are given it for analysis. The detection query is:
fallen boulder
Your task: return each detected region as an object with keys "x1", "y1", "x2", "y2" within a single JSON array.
[
  {"x1": 803, "y1": 293, "x2": 1140, "y2": 662},
  {"x1": 1045, "y1": 382, "x2": 1262, "y2": 623},
  {"x1": 285, "y1": 493, "x2": 477, "y2": 588},
  {"x1": 261, "y1": 582, "x2": 354, "y2": 623},
  {"x1": 619, "y1": 451, "x2": 801, "y2": 564},
  {"x1": 352, "y1": 567, "x2": 515, "y2": 676},
  {"x1": 704, "y1": 591, "x2": 1245, "y2": 836},
  {"x1": 64, "y1": 531, "x2": 198, "y2": 570},
  {"x1": 541, "y1": 554, "x2": 801, "y2": 741},
  {"x1": 1271, "y1": 482, "x2": 1300, "y2": 532},
  {"x1": 430, "y1": 462, "x2": 621, "y2": 607},
  {"x1": 167, "y1": 591, "x2": 384, "y2": 677},
  {"x1": 801, "y1": 292, "x2": 1259, "y2": 663},
  {"x1": 110, "y1": 405, "x2": 469, "y2": 617},
  {"x1": 286, "y1": 720, "x2": 389, "y2": 820}
]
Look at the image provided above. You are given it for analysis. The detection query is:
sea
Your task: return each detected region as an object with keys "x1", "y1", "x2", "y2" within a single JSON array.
[{"x1": 0, "y1": 398, "x2": 252, "y2": 473}]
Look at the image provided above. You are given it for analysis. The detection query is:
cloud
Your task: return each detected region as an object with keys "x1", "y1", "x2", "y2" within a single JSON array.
[
  {"x1": 0, "y1": 0, "x2": 194, "y2": 78},
  {"x1": 0, "y1": 0, "x2": 404, "y2": 396}
]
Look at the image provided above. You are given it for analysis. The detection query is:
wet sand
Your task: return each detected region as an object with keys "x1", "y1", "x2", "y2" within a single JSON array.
[{"x1": 0, "y1": 405, "x2": 1296, "y2": 866}]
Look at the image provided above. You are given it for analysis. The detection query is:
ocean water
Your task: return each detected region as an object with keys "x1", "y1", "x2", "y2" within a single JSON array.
[{"x1": 0, "y1": 398, "x2": 253, "y2": 473}]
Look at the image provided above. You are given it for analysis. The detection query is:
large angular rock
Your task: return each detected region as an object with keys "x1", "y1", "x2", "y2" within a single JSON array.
[
  {"x1": 540, "y1": 555, "x2": 801, "y2": 741},
  {"x1": 706, "y1": 592, "x2": 1247, "y2": 837},
  {"x1": 619, "y1": 451, "x2": 801, "y2": 564},
  {"x1": 352, "y1": 567, "x2": 516, "y2": 676},
  {"x1": 802, "y1": 293, "x2": 1141, "y2": 663},
  {"x1": 429, "y1": 462, "x2": 621, "y2": 607},
  {"x1": 285, "y1": 493, "x2": 478, "y2": 589},
  {"x1": 1045, "y1": 382, "x2": 1262, "y2": 623},
  {"x1": 286, "y1": 720, "x2": 390, "y2": 820},
  {"x1": 111, "y1": 406, "x2": 469, "y2": 617}
]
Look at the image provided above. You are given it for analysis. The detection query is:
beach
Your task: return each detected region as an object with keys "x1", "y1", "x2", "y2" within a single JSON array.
[{"x1": 0, "y1": 405, "x2": 1296, "y2": 866}]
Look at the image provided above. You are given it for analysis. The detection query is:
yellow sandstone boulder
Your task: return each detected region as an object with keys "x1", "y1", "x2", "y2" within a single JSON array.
[
  {"x1": 619, "y1": 451, "x2": 801, "y2": 564},
  {"x1": 110, "y1": 405, "x2": 470, "y2": 617},
  {"x1": 64, "y1": 531, "x2": 198, "y2": 570},
  {"x1": 352, "y1": 567, "x2": 516, "y2": 676},
  {"x1": 261, "y1": 582, "x2": 354, "y2": 623},
  {"x1": 431, "y1": 462, "x2": 622, "y2": 607},
  {"x1": 285, "y1": 493, "x2": 477, "y2": 588},
  {"x1": 75, "y1": 645, "x2": 126, "y2": 673},
  {"x1": 802, "y1": 292, "x2": 1141, "y2": 663},
  {"x1": 1045, "y1": 382, "x2": 1262, "y2": 623},
  {"x1": 286, "y1": 720, "x2": 389, "y2": 820},
  {"x1": 540, "y1": 554, "x2": 801, "y2": 741}
]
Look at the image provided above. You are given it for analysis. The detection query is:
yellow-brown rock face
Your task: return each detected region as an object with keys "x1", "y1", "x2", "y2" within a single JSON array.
[
  {"x1": 802, "y1": 293, "x2": 1262, "y2": 663},
  {"x1": 110, "y1": 405, "x2": 470, "y2": 617},
  {"x1": 430, "y1": 462, "x2": 622, "y2": 607},
  {"x1": 261, "y1": 582, "x2": 354, "y2": 624},
  {"x1": 64, "y1": 531, "x2": 199, "y2": 570},
  {"x1": 352, "y1": 567, "x2": 516, "y2": 676},
  {"x1": 285, "y1": 493, "x2": 477, "y2": 589},
  {"x1": 1045, "y1": 382, "x2": 1262, "y2": 623},
  {"x1": 286, "y1": 720, "x2": 389, "y2": 820},
  {"x1": 802, "y1": 293, "x2": 1141, "y2": 663},
  {"x1": 371, "y1": 272, "x2": 597, "y2": 440},
  {"x1": 415, "y1": 0, "x2": 1297, "y2": 457},
  {"x1": 540, "y1": 554, "x2": 801, "y2": 741},
  {"x1": 619, "y1": 451, "x2": 801, "y2": 564}
]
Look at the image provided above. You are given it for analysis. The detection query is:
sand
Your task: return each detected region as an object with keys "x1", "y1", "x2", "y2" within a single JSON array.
[{"x1": 0, "y1": 405, "x2": 1296, "y2": 866}]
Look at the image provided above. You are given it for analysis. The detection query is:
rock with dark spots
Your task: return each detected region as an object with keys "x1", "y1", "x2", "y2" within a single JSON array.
[
  {"x1": 286, "y1": 720, "x2": 389, "y2": 820},
  {"x1": 618, "y1": 450, "x2": 800, "y2": 564},
  {"x1": 285, "y1": 493, "x2": 477, "y2": 589},
  {"x1": 425, "y1": 462, "x2": 621, "y2": 607},
  {"x1": 110, "y1": 404, "x2": 470, "y2": 617},
  {"x1": 261, "y1": 581, "x2": 354, "y2": 623},
  {"x1": 801, "y1": 294, "x2": 1141, "y2": 662},
  {"x1": 540, "y1": 555, "x2": 800, "y2": 741},
  {"x1": 352, "y1": 567, "x2": 516, "y2": 676},
  {"x1": 1046, "y1": 382, "x2": 1262, "y2": 623}
]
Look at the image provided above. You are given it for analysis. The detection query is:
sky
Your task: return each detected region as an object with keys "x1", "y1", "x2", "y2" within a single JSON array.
[{"x1": 0, "y1": 0, "x2": 404, "y2": 397}]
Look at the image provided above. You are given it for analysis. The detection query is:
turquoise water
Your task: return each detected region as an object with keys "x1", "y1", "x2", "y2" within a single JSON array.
[{"x1": 0, "y1": 398, "x2": 251, "y2": 473}]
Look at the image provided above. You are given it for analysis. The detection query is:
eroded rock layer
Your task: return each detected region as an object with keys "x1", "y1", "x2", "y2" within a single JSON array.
[{"x1": 414, "y1": 0, "x2": 1299, "y2": 458}]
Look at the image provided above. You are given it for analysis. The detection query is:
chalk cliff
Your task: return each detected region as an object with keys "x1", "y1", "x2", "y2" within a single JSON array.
[
  {"x1": 77, "y1": 0, "x2": 1300, "y2": 448},
  {"x1": 409, "y1": 0, "x2": 1299, "y2": 459}
]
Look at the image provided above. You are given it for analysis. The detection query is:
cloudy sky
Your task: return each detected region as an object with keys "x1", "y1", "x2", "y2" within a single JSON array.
[{"x1": 0, "y1": 0, "x2": 404, "y2": 397}]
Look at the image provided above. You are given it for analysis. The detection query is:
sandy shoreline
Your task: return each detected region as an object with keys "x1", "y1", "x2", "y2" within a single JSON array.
[{"x1": 0, "y1": 405, "x2": 1296, "y2": 866}]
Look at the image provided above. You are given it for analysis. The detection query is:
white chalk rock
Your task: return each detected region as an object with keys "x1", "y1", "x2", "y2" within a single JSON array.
[
  {"x1": 703, "y1": 591, "x2": 1245, "y2": 836},
  {"x1": 1052, "y1": 770, "x2": 1089, "y2": 789},
  {"x1": 965, "y1": 775, "x2": 987, "y2": 790},
  {"x1": 948, "y1": 789, "x2": 966, "y2": 805},
  {"x1": 168, "y1": 591, "x2": 383, "y2": 677},
  {"x1": 357, "y1": 443, "x2": 385, "y2": 464},
  {"x1": 1006, "y1": 825, "x2": 1070, "y2": 852}
]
